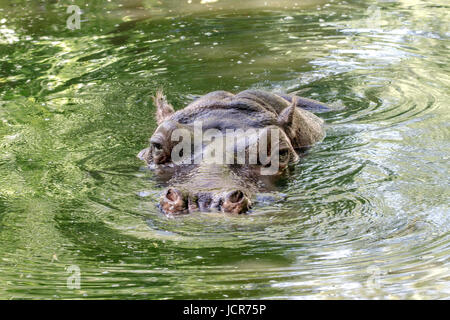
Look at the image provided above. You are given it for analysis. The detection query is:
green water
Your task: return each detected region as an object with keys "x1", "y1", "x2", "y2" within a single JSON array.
[{"x1": 0, "y1": 0, "x2": 449, "y2": 299}]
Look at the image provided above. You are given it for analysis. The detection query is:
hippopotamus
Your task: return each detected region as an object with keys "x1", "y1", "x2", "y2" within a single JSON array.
[{"x1": 138, "y1": 89, "x2": 328, "y2": 215}]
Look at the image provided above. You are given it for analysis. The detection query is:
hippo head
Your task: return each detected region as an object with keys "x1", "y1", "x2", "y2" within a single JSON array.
[{"x1": 138, "y1": 89, "x2": 326, "y2": 215}]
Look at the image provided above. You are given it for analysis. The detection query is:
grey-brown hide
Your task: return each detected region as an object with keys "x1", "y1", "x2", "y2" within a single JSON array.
[{"x1": 138, "y1": 89, "x2": 326, "y2": 215}]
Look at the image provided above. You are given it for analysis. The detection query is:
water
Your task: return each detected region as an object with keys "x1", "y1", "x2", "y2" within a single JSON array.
[{"x1": 0, "y1": 0, "x2": 449, "y2": 299}]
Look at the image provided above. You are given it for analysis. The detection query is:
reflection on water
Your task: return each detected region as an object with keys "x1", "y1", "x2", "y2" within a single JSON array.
[{"x1": 0, "y1": 0, "x2": 449, "y2": 299}]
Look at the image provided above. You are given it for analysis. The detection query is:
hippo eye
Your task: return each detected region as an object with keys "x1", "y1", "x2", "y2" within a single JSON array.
[
  {"x1": 279, "y1": 149, "x2": 289, "y2": 162},
  {"x1": 259, "y1": 149, "x2": 290, "y2": 168},
  {"x1": 151, "y1": 141, "x2": 169, "y2": 164},
  {"x1": 152, "y1": 142, "x2": 163, "y2": 151}
]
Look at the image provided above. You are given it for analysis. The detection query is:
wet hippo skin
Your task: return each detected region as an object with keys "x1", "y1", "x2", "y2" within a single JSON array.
[{"x1": 138, "y1": 89, "x2": 328, "y2": 215}]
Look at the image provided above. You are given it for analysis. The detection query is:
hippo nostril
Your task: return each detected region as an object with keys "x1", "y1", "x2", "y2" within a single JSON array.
[
  {"x1": 226, "y1": 190, "x2": 244, "y2": 203},
  {"x1": 165, "y1": 188, "x2": 180, "y2": 202},
  {"x1": 161, "y1": 188, "x2": 188, "y2": 215},
  {"x1": 222, "y1": 190, "x2": 250, "y2": 214}
]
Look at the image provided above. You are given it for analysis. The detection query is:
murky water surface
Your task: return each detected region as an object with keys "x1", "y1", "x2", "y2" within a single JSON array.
[{"x1": 0, "y1": 0, "x2": 449, "y2": 299}]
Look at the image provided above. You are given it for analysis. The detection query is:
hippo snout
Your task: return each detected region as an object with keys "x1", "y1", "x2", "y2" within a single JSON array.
[{"x1": 160, "y1": 188, "x2": 251, "y2": 215}]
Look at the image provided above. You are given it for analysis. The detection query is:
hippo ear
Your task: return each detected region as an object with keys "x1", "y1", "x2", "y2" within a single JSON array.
[
  {"x1": 153, "y1": 89, "x2": 175, "y2": 124},
  {"x1": 278, "y1": 96, "x2": 325, "y2": 149},
  {"x1": 277, "y1": 104, "x2": 306, "y2": 149},
  {"x1": 277, "y1": 96, "x2": 297, "y2": 129}
]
